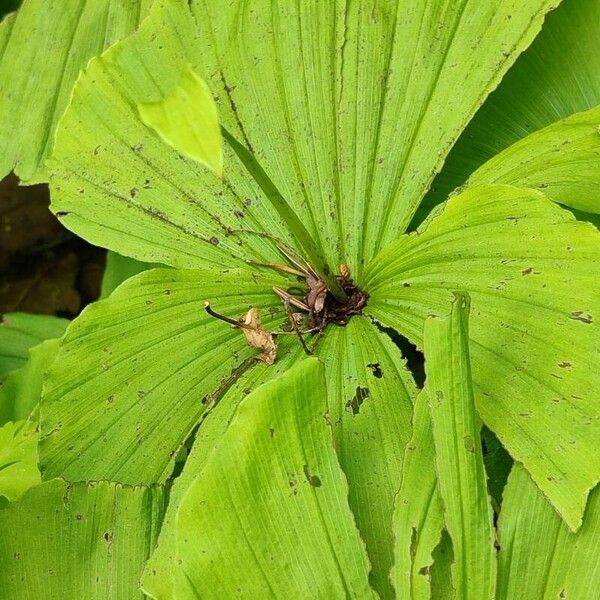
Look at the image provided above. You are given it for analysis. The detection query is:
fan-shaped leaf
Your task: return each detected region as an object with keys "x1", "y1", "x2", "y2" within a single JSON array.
[
  {"x1": 467, "y1": 105, "x2": 600, "y2": 213},
  {"x1": 173, "y1": 358, "x2": 377, "y2": 599},
  {"x1": 365, "y1": 184, "x2": 600, "y2": 529},
  {"x1": 141, "y1": 337, "x2": 304, "y2": 600},
  {"x1": 48, "y1": 0, "x2": 327, "y2": 284},
  {"x1": 39, "y1": 267, "x2": 291, "y2": 484},
  {"x1": 419, "y1": 0, "x2": 600, "y2": 221}
]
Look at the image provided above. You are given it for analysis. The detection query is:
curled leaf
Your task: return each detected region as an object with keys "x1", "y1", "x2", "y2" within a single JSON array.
[{"x1": 240, "y1": 308, "x2": 277, "y2": 365}]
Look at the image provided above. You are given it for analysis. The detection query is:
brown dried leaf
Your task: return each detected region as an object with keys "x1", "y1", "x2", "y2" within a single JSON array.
[
  {"x1": 241, "y1": 307, "x2": 277, "y2": 364},
  {"x1": 306, "y1": 275, "x2": 328, "y2": 314}
]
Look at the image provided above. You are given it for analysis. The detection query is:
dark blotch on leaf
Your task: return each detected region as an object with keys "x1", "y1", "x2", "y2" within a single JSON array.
[
  {"x1": 210, "y1": 237, "x2": 220, "y2": 246},
  {"x1": 303, "y1": 465, "x2": 322, "y2": 487},
  {"x1": 345, "y1": 386, "x2": 370, "y2": 415},
  {"x1": 569, "y1": 311, "x2": 592, "y2": 324}
]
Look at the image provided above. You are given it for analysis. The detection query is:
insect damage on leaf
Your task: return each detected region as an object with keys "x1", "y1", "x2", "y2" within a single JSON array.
[{"x1": 204, "y1": 303, "x2": 277, "y2": 364}]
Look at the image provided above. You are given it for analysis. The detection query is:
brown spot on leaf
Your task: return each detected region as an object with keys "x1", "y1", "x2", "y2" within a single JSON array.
[
  {"x1": 570, "y1": 311, "x2": 592, "y2": 324},
  {"x1": 558, "y1": 361, "x2": 572, "y2": 369}
]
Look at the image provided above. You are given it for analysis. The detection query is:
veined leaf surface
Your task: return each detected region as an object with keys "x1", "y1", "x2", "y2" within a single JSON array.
[
  {"x1": 173, "y1": 359, "x2": 377, "y2": 599},
  {"x1": 0, "y1": 0, "x2": 152, "y2": 183},
  {"x1": 419, "y1": 0, "x2": 600, "y2": 221},
  {"x1": 424, "y1": 294, "x2": 496, "y2": 600},
  {"x1": 39, "y1": 267, "x2": 293, "y2": 484},
  {"x1": 0, "y1": 479, "x2": 166, "y2": 599},
  {"x1": 365, "y1": 184, "x2": 600, "y2": 529},
  {"x1": 497, "y1": 465, "x2": 600, "y2": 600}
]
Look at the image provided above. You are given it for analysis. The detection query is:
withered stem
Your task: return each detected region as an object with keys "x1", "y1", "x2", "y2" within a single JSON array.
[{"x1": 204, "y1": 302, "x2": 248, "y2": 329}]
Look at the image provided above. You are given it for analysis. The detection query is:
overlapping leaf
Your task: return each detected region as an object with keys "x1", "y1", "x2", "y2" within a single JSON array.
[
  {"x1": 172, "y1": 359, "x2": 377, "y2": 599},
  {"x1": 317, "y1": 317, "x2": 415, "y2": 597},
  {"x1": 467, "y1": 105, "x2": 600, "y2": 213},
  {"x1": 392, "y1": 390, "x2": 444, "y2": 600},
  {"x1": 365, "y1": 184, "x2": 600, "y2": 529},
  {"x1": 419, "y1": 0, "x2": 600, "y2": 221},
  {"x1": 424, "y1": 294, "x2": 496, "y2": 599},
  {"x1": 0, "y1": 0, "x2": 152, "y2": 183},
  {"x1": 0, "y1": 313, "x2": 67, "y2": 380},
  {"x1": 497, "y1": 466, "x2": 600, "y2": 600},
  {"x1": 141, "y1": 337, "x2": 304, "y2": 600},
  {"x1": 39, "y1": 267, "x2": 293, "y2": 484},
  {"x1": 48, "y1": 0, "x2": 560, "y2": 280},
  {"x1": 48, "y1": 0, "x2": 325, "y2": 283},
  {"x1": 142, "y1": 318, "x2": 415, "y2": 600},
  {"x1": 189, "y1": 0, "x2": 558, "y2": 273},
  {"x1": 0, "y1": 479, "x2": 166, "y2": 599}
]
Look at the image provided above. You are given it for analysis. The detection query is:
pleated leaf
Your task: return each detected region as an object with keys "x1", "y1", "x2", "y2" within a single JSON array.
[
  {"x1": 39, "y1": 267, "x2": 291, "y2": 485},
  {"x1": 317, "y1": 317, "x2": 416, "y2": 598},
  {"x1": 392, "y1": 390, "x2": 444, "y2": 600},
  {"x1": 419, "y1": 0, "x2": 600, "y2": 221},
  {"x1": 141, "y1": 337, "x2": 304, "y2": 600},
  {"x1": 497, "y1": 465, "x2": 600, "y2": 600},
  {"x1": 0, "y1": 0, "x2": 152, "y2": 183},
  {"x1": 48, "y1": 0, "x2": 327, "y2": 284},
  {"x1": 364, "y1": 184, "x2": 600, "y2": 529},
  {"x1": 49, "y1": 0, "x2": 559, "y2": 279},
  {"x1": 173, "y1": 358, "x2": 377, "y2": 599},
  {"x1": 189, "y1": 0, "x2": 558, "y2": 273},
  {"x1": 424, "y1": 293, "x2": 496, "y2": 600},
  {"x1": 468, "y1": 105, "x2": 600, "y2": 213},
  {"x1": 0, "y1": 479, "x2": 166, "y2": 599}
]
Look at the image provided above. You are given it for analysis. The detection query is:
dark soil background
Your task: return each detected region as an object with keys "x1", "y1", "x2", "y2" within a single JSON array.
[{"x1": 0, "y1": 174, "x2": 105, "y2": 317}]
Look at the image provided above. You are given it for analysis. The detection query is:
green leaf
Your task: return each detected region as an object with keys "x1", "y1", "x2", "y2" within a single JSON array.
[
  {"x1": 0, "y1": 0, "x2": 152, "y2": 183},
  {"x1": 39, "y1": 267, "x2": 292, "y2": 485},
  {"x1": 0, "y1": 479, "x2": 166, "y2": 599},
  {"x1": 138, "y1": 63, "x2": 223, "y2": 176},
  {"x1": 100, "y1": 251, "x2": 155, "y2": 299},
  {"x1": 418, "y1": 0, "x2": 600, "y2": 223},
  {"x1": 0, "y1": 338, "x2": 60, "y2": 425},
  {"x1": 317, "y1": 316, "x2": 415, "y2": 598},
  {"x1": 497, "y1": 465, "x2": 600, "y2": 600},
  {"x1": 172, "y1": 358, "x2": 377, "y2": 599},
  {"x1": 48, "y1": 0, "x2": 323, "y2": 283},
  {"x1": 141, "y1": 337, "x2": 304, "y2": 600},
  {"x1": 189, "y1": 0, "x2": 558, "y2": 273},
  {"x1": 467, "y1": 105, "x2": 600, "y2": 213},
  {"x1": 0, "y1": 417, "x2": 40, "y2": 502},
  {"x1": 364, "y1": 184, "x2": 600, "y2": 529},
  {"x1": 0, "y1": 313, "x2": 67, "y2": 380},
  {"x1": 392, "y1": 390, "x2": 444, "y2": 600},
  {"x1": 424, "y1": 293, "x2": 496, "y2": 599}
]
